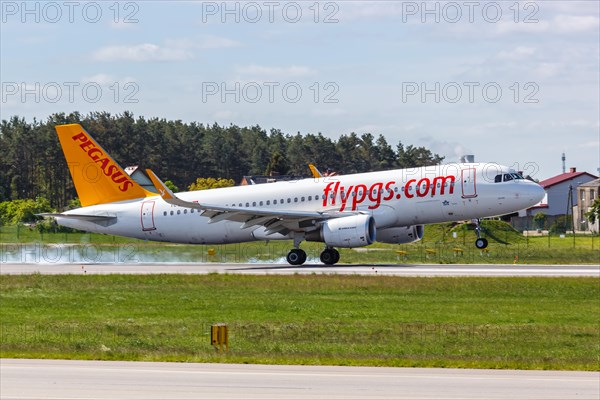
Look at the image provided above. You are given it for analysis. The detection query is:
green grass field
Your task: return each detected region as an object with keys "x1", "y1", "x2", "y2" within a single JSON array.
[
  {"x1": 1, "y1": 274, "x2": 598, "y2": 370},
  {"x1": 2, "y1": 221, "x2": 598, "y2": 264}
]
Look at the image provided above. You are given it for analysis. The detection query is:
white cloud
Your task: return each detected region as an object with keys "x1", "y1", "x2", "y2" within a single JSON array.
[
  {"x1": 92, "y1": 35, "x2": 239, "y2": 62},
  {"x1": 164, "y1": 36, "x2": 240, "y2": 50},
  {"x1": 311, "y1": 107, "x2": 347, "y2": 117},
  {"x1": 534, "y1": 63, "x2": 562, "y2": 79},
  {"x1": 234, "y1": 65, "x2": 317, "y2": 79},
  {"x1": 495, "y1": 20, "x2": 550, "y2": 35},
  {"x1": 554, "y1": 15, "x2": 600, "y2": 33},
  {"x1": 213, "y1": 110, "x2": 238, "y2": 119},
  {"x1": 496, "y1": 46, "x2": 536, "y2": 61},
  {"x1": 82, "y1": 73, "x2": 117, "y2": 86},
  {"x1": 93, "y1": 43, "x2": 193, "y2": 62},
  {"x1": 495, "y1": 15, "x2": 599, "y2": 35},
  {"x1": 81, "y1": 74, "x2": 137, "y2": 88}
]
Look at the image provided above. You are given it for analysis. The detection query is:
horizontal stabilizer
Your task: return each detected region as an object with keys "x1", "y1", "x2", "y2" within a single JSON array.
[
  {"x1": 38, "y1": 213, "x2": 117, "y2": 222},
  {"x1": 38, "y1": 213, "x2": 117, "y2": 228}
]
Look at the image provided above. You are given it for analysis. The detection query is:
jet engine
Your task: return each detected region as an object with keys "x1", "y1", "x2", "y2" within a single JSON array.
[
  {"x1": 376, "y1": 225, "x2": 424, "y2": 244},
  {"x1": 306, "y1": 214, "x2": 376, "y2": 248}
]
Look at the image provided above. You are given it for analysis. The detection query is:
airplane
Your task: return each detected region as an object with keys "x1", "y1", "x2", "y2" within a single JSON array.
[{"x1": 43, "y1": 124, "x2": 545, "y2": 265}]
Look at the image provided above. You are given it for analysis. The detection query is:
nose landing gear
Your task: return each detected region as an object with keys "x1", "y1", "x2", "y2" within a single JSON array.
[{"x1": 473, "y1": 218, "x2": 489, "y2": 249}]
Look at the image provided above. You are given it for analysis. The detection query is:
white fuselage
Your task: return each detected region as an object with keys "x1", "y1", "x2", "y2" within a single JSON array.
[{"x1": 57, "y1": 163, "x2": 545, "y2": 245}]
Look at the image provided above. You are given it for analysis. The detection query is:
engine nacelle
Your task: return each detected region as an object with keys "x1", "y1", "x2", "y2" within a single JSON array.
[
  {"x1": 376, "y1": 225, "x2": 424, "y2": 244},
  {"x1": 306, "y1": 214, "x2": 376, "y2": 248}
]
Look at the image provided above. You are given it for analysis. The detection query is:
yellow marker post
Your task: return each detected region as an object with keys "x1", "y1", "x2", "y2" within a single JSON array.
[{"x1": 211, "y1": 324, "x2": 229, "y2": 353}]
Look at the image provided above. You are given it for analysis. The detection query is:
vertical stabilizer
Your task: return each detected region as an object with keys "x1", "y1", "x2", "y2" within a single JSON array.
[{"x1": 55, "y1": 124, "x2": 155, "y2": 206}]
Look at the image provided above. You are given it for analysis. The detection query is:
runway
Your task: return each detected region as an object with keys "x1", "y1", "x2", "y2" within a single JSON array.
[
  {"x1": 0, "y1": 262, "x2": 598, "y2": 277},
  {"x1": 1, "y1": 359, "x2": 598, "y2": 400}
]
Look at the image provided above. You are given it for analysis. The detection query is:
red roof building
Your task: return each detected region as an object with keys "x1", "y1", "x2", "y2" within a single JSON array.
[{"x1": 528, "y1": 168, "x2": 598, "y2": 216}]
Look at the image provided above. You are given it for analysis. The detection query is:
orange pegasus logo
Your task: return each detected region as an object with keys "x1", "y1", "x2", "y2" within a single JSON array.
[{"x1": 71, "y1": 132, "x2": 134, "y2": 192}]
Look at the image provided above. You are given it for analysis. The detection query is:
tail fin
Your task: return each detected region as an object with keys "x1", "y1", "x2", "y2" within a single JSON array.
[{"x1": 55, "y1": 124, "x2": 155, "y2": 206}]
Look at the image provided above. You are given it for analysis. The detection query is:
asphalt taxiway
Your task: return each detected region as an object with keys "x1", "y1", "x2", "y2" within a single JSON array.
[
  {"x1": 0, "y1": 262, "x2": 598, "y2": 276},
  {"x1": 1, "y1": 359, "x2": 598, "y2": 400}
]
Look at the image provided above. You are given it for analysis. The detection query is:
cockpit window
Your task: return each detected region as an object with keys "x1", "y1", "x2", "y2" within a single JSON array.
[{"x1": 495, "y1": 173, "x2": 524, "y2": 182}]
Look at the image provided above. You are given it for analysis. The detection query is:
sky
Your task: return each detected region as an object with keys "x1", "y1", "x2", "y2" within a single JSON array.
[{"x1": 1, "y1": 0, "x2": 599, "y2": 181}]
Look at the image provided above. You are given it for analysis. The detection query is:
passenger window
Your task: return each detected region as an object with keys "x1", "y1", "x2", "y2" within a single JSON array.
[
  {"x1": 191, "y1": 209, "x2": 194, "y2": 213},
  {"x1": 294, "y1": 197, "x2": 298, "y2": 203},
  {"x1": 266, "y1": 200, "x2": 270, "y2": 205},
  {"x1": 274, "y1": 200, "x2": 277, "y2": 205},
  {"x1": 301, "y1": 197, "x2": 305, "y2": 201},
  {"x1": 287, "y1": 198, "x2": 291, "y2": 203},
  {"x1": 245, "y1": 202, "x2": 249, "y2": 207},
  {"x1": 170, "y1": 211, "x2": 174, "y2": 216},
  {"x1": 259, "y1": 201, "x2": 263, "y2": 206},
  {"x1": 184, "y1": 209, "x2": 188, "y2": 214},
  {"x1": 253, "y1": 201, "x2": 257, "y2": 206},
  {"x1": 315, "y1": 195, "x2": 319, "y2": 200},
  {"x1": 163, "y1": 211, "x2": 167, "y2": 216},
  {"x1": 177, "y1": 210, "x2": 181, "y2": 215},
  {"x1": 308, "y1": 196, "x2": 312, "y2": 201}
]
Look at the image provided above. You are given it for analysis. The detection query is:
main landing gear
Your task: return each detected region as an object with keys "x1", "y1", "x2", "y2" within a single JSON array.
[
  {"x1": 286, "y1": 248, "x2": 307, "y2": 265},
  {"x1": 285, "y1": 247, "x2": 340, "y2": 266},
  {"x1": 319, "y1": 247, "x2": 340, "y2": 265},
  {"x1": 473, "y1": 218, "x2": 489, "y2": 249},
  {"x1": 287, "y1": 234, "x2": 308, "y2": 266},
  {"x1": 286, "y1": 234, "x2": 341, "y2": 265}
]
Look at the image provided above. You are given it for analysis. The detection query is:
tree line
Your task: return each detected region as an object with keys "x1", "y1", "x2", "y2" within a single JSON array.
[{"x1": 0, "y1": 111, "x2": 444, "y2": 210}]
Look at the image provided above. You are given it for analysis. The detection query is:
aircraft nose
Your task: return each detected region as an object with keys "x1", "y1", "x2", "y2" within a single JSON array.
[{"x1": 526, "y1": 181, "x2": 545, "y2": 204}]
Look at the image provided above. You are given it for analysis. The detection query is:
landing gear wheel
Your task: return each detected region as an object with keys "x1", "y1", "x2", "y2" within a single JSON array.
[
  {"x1": 475, "y1": 238, "x2": 488, "y2": 249},
  {"x1": 287, "y1": 249, "x2": 307, "y2": 265},
  {"x1": 320, "y1": 248, "x2": 340, "y2": 265}
]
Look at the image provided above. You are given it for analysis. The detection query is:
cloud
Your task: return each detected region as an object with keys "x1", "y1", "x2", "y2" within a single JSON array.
[
  {"x1": 534, "y1": 63, "x2": 562, "y2": 79},
  {"x1": 92, "y1": 35, "x2": 240, "y2": 62},
  {"x1": 92, "y1": 43, "x2": 193, "y2": 62},
  {"x1": 235, "y1": 65, "x2": 317, "y2": 79},
  {"x1": 213, "y1": 110, "x2": 238, "y2": 119},
  {"x1": 311, "y1": 107, "x2": 347, "y2": 117},
  {"x1": 554, "y1": 15, "x2": 600, "y2": 33},
  {"x1": 495, "y1": 14, "x2": 599, "y2": 35},
  {"x1": 496, "y1": 46, "x2": 536, "y2": 61},
  {"x1": 81, "y1": 73, "x2": 137, "y2": 87},
  {"x1": 164, "y1": 36, "x2": 240, "y2": 50}
]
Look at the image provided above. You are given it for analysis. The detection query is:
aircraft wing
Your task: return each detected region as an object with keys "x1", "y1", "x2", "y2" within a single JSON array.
[{"x1": 145, "y1": 169, "x2": 354, "y2": 235}]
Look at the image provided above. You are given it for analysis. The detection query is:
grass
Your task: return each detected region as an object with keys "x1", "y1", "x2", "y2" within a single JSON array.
[{"x1": 1, "y1": 274, "x2": 598, "y2": 370}]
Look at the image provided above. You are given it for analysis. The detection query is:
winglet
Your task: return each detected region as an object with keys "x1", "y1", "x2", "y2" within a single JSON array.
[
  {"x1": 309, "y1": 164, "x2": 322, "y2": 178},
  {"x1": 145, "y1": 169, "x2": 176, "y2": 200}
]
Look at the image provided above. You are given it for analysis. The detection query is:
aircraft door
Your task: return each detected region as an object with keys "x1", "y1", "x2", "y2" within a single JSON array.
[
  {"x1": 141, "y1": 201, "x2": 157, "y2": 231},
  {"x1": 461, "y1": 167, "x2": 477, "y2": 198}
]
